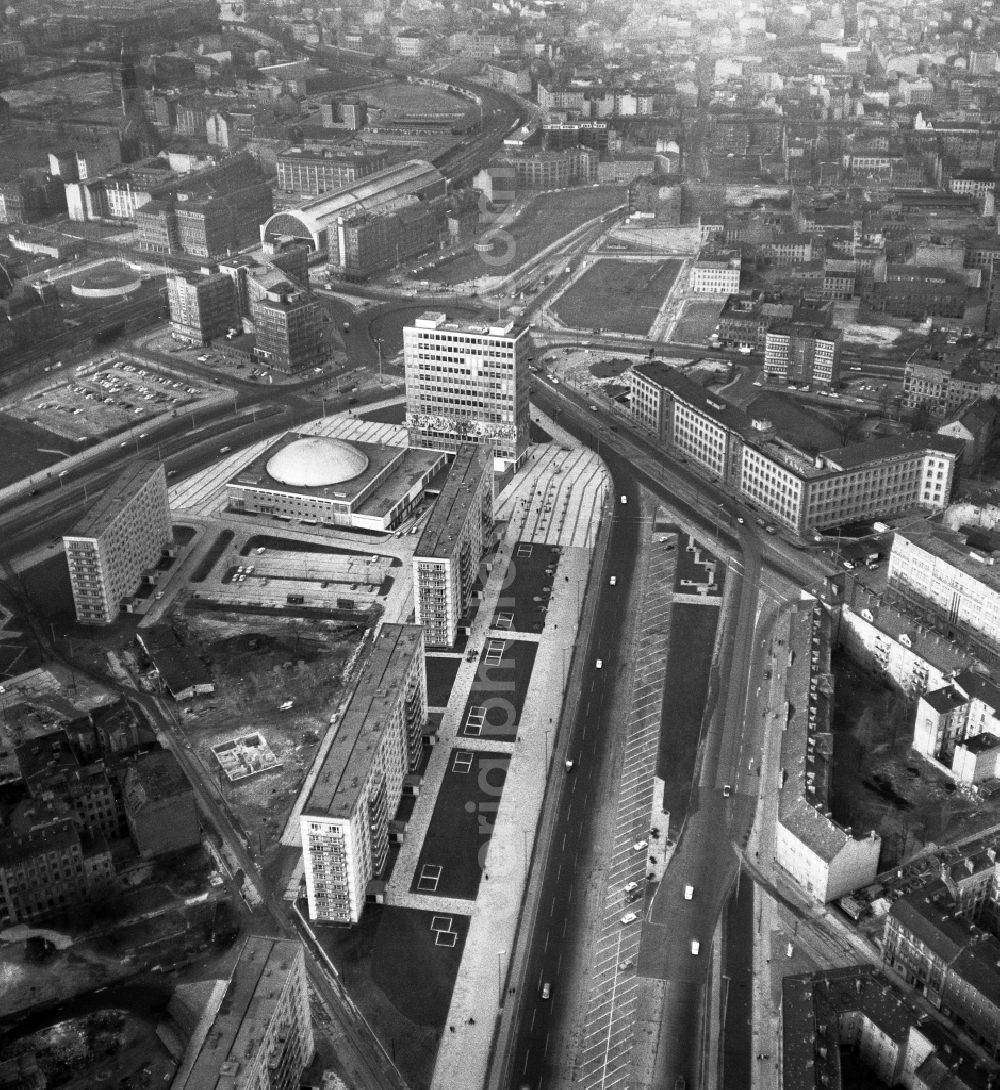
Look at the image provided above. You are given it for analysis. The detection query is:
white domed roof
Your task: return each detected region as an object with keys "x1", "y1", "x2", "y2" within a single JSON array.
[{"x1": 267, "y1": 436, "x2": 369, "y2": 487}]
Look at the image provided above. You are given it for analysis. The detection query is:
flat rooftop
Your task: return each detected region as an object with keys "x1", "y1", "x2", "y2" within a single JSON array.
[
  {"x1": 415, "y1": 443, "x2": 491, "y2": 559},
  {"x1": 410, "y1": 310, "x2": 527, "y2": 339},
  {"x1": 893, "y1": 527, "x2": 1000, "y2": 596},
  {"x1": 303, "y1": 623, "x2": 423, "y2": 821},
  {"x1": 177, "y1": 936, "x2": 302, "y2": 1087},
  {"x1": 65, "y1": 460, "x2": 163, "y2": 540}
]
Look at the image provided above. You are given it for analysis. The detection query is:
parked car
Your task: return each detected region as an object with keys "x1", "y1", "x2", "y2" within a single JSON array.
[{"x1": 620, "y1": 912, "x2": 639, "y2": 925}]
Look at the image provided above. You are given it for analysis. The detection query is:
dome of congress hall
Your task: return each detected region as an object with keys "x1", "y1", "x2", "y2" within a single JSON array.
[{"x1": 266, "y1": 436, "x2": 370, "y2": 487}]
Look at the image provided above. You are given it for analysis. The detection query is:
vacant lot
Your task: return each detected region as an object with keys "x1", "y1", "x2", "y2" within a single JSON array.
[
  {"x1": 412, "y1": 749, "x2": 510, "y2": 900},
  {"x1": 0, "y1": 413, "x2": 70, "y2": 487},
  {"x1": 829, "y1": 652, "x2": 1000, "y2": 869},
  {"x1": 554, "y1": 259, "x2": 681, "y2": 336},
  {"x1": 426, "y1": 187, "x2": 626, "y2": 286},
  {"x1": 176, "y1": 614, "x2": 364, "y2": 855},
  {"x1": 670, "y1": 299, "x2": 724, "y2": 345}
]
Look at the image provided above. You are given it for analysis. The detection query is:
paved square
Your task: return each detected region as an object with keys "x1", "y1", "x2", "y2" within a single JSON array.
[
  {"x1": 490, "y1": 541, "x2": 562, "y2": 633},
  {"x1": 410, "y1": 749, "x2": 510, "y2": 900},
  {"x1": 459, "y1": 640, "x2": 538, "y2": 741}
]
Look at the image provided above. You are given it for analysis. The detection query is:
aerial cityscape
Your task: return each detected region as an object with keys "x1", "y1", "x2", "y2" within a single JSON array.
[{"x1": 5, "y1": 0, "x2": 1000, "y2": 1088}]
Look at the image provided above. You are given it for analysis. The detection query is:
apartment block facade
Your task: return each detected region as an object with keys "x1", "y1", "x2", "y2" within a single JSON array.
[
  {"x1": 250, "y1": 281, "x2": 324, "y2": 374},
  {"x1": 763, "y1": 321, "x2": 843, "y2": 387},
  {"x1": 690, "y1": 249, "x2": 742, "y2": 293},
  {"x1": 404, "y1": 311, "x2": 531, "y2": 471},
  {"x1": 413, "y1": 443, "x2": 494, "y2": 647},
  {"x1": 889, "y1": 529, "x2": 1000, "y2": 654},
  {"x1": 63, "y1": 461, "x2": 171, "y2": 625},
  {"x1": 166, "y1": 271, "x2": 239, "y2": 343},
  {"x1": 300, "y1": 624, "x2": 427, "y2": 924},
  {"x1": 0, "y1": 797, "x2": 114, "y2": 927}
]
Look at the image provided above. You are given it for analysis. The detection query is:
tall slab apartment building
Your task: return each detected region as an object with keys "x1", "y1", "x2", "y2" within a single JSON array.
[
  {"x1": 413, "y1": 442, "x2": 494, "y2": 647},
  {"x1": 63, "y1": 461, "x2": 171, "y2": 625},
  {"x1": 403, "y1": 310, "x2": 531, "y2": 472},
  {"x1": 300, "y1": 623, "x2": 427, "y2": 924}
]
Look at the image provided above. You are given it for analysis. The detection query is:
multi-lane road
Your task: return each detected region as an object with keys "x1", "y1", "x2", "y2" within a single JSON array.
[{"x1": 495, "y1": 377, "x2": 833, "y2": 1089}]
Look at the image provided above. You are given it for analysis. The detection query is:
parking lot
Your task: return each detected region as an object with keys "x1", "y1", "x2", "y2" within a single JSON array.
[
  {"x1": 5, "y1": 356, "x2": 211, "y2": 441},
  {"x1": 575, "y1": 537, "x2": 678, "y2": 1090}
]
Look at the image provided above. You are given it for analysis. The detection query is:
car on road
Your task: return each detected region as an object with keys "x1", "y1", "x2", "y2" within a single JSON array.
[
  {"x1": 620, "y1": 495, "x2": 627, "y2": 504},
  {"x1": 609, "y1": 575, "x2": 616, "y2": 586},
  {"x1": 684, "y1": 884, "x2": 694, "y2": 900},
  {"x1": 690, "y1": 940, "x2": 700, "y2": 955},
  {"x1": 219, "y1": 445, "x2": 232, "y2": 453},
  {"x1": 632, "y1": 839, "x2": 648, "y2": 852},
  {"x1": 540, "y1": 981, "x2": 551, "y2": 1000},
  {"x1": 723, "y1": 784, "x2": 732, "y2": 798},
  {"x1": 565, "y1": 759, "x2": 575, "y2": 771},
  {"x1": 197, "y1": 355, "x2": 209, "y2": 362},
  {"x1": 736, "y1": 516, "x2": 745, "y2": 524},
  {"x1": 764, "y1": 524, "x2": 777, "y2": 534},
  {"x1": 595, "y1": 658, "x2": 603, "y2": 669},
  {"x1": 589, "y1": 404, "x2": 598, "y2": 411},
  {"x1": 620, "y1": 912, "x2": 639, "y2": 925}
]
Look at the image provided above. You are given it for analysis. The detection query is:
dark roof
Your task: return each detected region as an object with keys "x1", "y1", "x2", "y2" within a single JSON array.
[
  {"x1": 124, "y1": 749, "x2": 191, "y2": 810},
  {"x1": 889, "y1": 879, "x2": 970, "y2": 963},
  {"x1": 819, "y1": 432, "x2": 964, "y2": 470},
  {"x1": 415, "y1": 443, "x2": 491, "y2": 560},
  {"x1": 631, "y1": 361, "x2": 750, "y2": 435}
]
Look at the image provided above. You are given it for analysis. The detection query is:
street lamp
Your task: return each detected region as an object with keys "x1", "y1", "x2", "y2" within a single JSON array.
[
  {"x1": 375, "y1": 338, "x2": 384, "y2": 385},
  {"x1": 497, "y1": 949, "x2": 506, "y2": 1007}
]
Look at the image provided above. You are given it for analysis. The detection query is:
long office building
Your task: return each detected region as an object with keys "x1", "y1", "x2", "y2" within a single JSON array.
[
  {"x1": 628, "y1": 362, "x2": 961, "y2": 534},
  {"x1": 275, "y1": 146, "x2": 390, "y2": 196},
  {"x1": 173, "y1": 936, "x2": 314, "y2": 1090},
  {"x1": 300, "y1": 624, "x2": 427, "y2": 924},
  {"x1": 63, "y1": 461, "x2": 171, "y2": 625},
  {"x1": 413, "y1": 443, "x2": 494, "y2": 647},
  {"x1": 404, "y1": 311, "x2": 532, "y2": 472}
]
